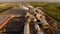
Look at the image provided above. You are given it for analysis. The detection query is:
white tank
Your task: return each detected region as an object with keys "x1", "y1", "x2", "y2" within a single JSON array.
[
  {"x1": 41, "y1": 16, "x2": 45, "y2": 20},
  {"x1": 34, "y1": 8, "x2": 43, "y2": 14},
  {"x1": 25, "y1": 5, "x2": 34, "y2": 13},
  {"x1": 42, "y1": 20, "x2": 49, "y2": 25},
  {"x1": 35, "y1": 24, "x2": 41, "y2": 32},
  {"x1": 26, "y1": 5, "x2": 33, "y2": 9},
  {"x1": 36, "y1": 13, "x2": 42, "y2": 20},
  {"x1": 22, "y1": 6, "x2": 29, "y2": 11},
  {"x1": 30, "y1": 15, "x2": 37, "y2": 22},
  {"x1": 25, "y1": 12, "x2": 31, "y2": 17}
]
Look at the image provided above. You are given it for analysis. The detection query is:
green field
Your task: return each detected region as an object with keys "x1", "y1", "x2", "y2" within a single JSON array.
[
  {"x1": 29, "y1": 2, "x2": 60, "y2": 22},
  {"x1": 0, "y1": 3, "x2": 19, "y2": 13}
]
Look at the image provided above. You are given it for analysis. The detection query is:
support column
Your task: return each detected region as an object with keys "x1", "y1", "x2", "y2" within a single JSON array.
[{"x1": 24, "y1": 22, "x2": 30, "y2": 34}]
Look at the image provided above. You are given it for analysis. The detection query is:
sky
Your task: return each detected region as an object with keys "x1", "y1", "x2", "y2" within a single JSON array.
[{"x1": 0, "y1": 0, "x2": 60, "y2": 2}]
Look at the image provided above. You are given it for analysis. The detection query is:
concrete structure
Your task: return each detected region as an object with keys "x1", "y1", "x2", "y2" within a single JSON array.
[
  {"x1": 24, "y1": 22, "x2": 30, "y2": 34},
  {"x1": 0, "y1": 15, "x2": 21, "y2": 29}
]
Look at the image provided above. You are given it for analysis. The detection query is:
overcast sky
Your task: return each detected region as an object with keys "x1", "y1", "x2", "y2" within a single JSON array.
[{"x1": 0, "y1": 0, "x2": 60, "y2": 2}]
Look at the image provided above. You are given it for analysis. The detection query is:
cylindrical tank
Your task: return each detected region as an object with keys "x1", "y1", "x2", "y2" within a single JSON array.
[{"x1": 25, "y1": 5, "x2": 34, "y2": 13}]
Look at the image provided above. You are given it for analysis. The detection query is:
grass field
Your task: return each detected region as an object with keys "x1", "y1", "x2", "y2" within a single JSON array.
[
  {"x1": 29, "y1": 2, "x2": 60, "y2": 22},
  {"x1": 0, "y1": 3, "x2": 19, "y2": 13}
]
